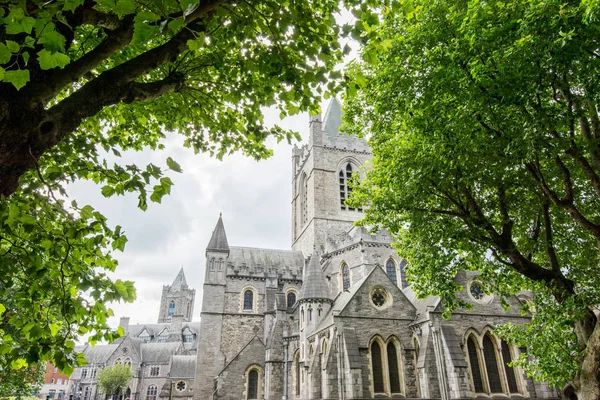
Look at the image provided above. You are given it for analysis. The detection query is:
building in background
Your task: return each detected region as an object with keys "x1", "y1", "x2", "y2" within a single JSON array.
[
  {"x1": 39, "y1": 363, "x2": 71, "y2": 399},
  {"x1": 69, "y1": 269, "x2": 198, "y2": 400}
]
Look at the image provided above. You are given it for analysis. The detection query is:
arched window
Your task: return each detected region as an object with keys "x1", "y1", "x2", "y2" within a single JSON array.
[
  {"x1": 168, "y1": 300, "x2": 175, "y2": 316},
  {"x1": 385, "y1": 259, "x2": 397, "y2": 285},
  {"x1": 371, "y1": 340, "x2": 385, "y2": 393},
  {"x1": 243, "y1": 290, "x2": 254, "y2": 310},
  {"x1": 83, "y1": 387, "x2": 91, "y2": 400},
  {"x1": 146, "y1": 385, "x2": 157, "y2": 400},
  {"x1": 308, "y1": 308, "x2": 312, "y2": 321},
  {"x1": 398, "y1": 259, "x2": 408, "y2": 289},
  {"x1": 387, "y1": 342, "x2": 401, "y2": 393},
  {"x1": 301, "y1": 308, "x2": 305, "y2": 324},
  {"x1": 124, "y1": 358, "x2": 131, "y2": 367},
  {"x1": 501, "y1": 340, "x2": 519, "y2": 393},
  {"x1": 186, "y1": 302, "x2": 191, "y2": 318},
  {"x1": 301, "y1": 172, "x2": 308, "y2": 226},
  {"x1": 483, "y1": 335, "x2": 502, "y2": 393},
  {"x1": 247, "y1": 369, "x2": 259, "y2": 399},
  {"x1": 210, "y1": 257, "x2": 215, "y2": 271},
  {"x1": 287, "y1": 292, "x2": 296, "y2": 308},
  {"x1": 341, "y1": 263, "x2": 350, "y2": 291},
  {"x1": 467, "y1": 335, "x2": 484, "y2": 393}
]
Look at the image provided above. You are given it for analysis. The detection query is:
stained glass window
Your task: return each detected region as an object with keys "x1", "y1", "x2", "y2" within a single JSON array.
[
  {"x1": 483, "y1": 335, "x2": 503, "y2": 393},
  {"x1": 501, "y1": 340, "x2": 519, "y2": 393},
  {"x1": 386, "y1": 259, "x2": 397, "y2": 285},
  {"x1": 342, "y1": 263, "x2": 350, "y2": 291},
  {"x1": 387, "y1": 342, "x2": 401, "y2": 393},
  {"x1": 467, "y1": 336, "x2": 484, "y2": 393},
  {"x1": 247, "y1": 370, "x2": 259, "y2": 399},
  {"x1": 243, "y1": 290, "x2": 253, "y2": 310},
  {"x1": 371, "y1": 341, "x2": 384, "y2": 393}
]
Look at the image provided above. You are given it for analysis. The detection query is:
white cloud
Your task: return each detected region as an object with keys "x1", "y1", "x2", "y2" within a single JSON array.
[{"x1": 67, "y1": 108, "x2": 312, "y2": 328}]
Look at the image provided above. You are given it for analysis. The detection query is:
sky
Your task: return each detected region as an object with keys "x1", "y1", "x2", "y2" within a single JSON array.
[{"x1": 67, "y1": 107, "x2": 314, "y2": 328}]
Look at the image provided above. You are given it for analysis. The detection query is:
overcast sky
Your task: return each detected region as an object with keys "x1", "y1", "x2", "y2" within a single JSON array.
[{"x1": 67, "y1": 107, "x2": 313, "y2": 328}]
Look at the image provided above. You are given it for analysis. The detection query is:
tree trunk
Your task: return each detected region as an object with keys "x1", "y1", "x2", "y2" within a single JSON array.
[{"x1": 574, "y1": 312, "x2": 600, "y2": 400}]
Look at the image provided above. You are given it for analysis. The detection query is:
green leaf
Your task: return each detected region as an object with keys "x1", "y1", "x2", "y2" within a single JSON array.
[
  {"x1": 0, "y1": 44, "x2": 11, "y2": 64},
  {"x1": 166, "y1": 157, "x2": 182, "y2": 172},
  {"x1": 3, "y1": 69, "x2": 30, "y2": 90},
  {"x1": 63, "y1": 0, "x2": 84, "y2": 12},
  {"x1": 5, "y1": 40, "x2": 19, "y2": 53},
  {"x1": 80, "y1": 205, "x2": 94, "y2": 220},
  {"x1": 38, "y1": 30, "x2": 67, "y2": 53},
  {"x1": 101, "y1": 185, "x2": 116, "y2": 197},
  {"x1": 37, "y1": 50, "x2": 70, "y2": 70},
  {"x1": 115, "y1": 0, "x2": 136, "y2": 17},
  {"x1": 112, "y1": 235, "x2": 128, "y2": 251},
  {"x1": 132, "y1": 21, "x2": 160, "y2": 44},
  {"x1": 0, "y1": 303, "x2": 5, "y2": 316}
]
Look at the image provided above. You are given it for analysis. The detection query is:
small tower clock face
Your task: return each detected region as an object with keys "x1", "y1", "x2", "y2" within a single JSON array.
[{"x1": 469, "y1": 281, "x2": 485, "y2": 300}]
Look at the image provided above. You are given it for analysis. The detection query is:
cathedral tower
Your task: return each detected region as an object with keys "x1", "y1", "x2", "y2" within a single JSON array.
[
  {"x1": 291, "y1": 99, "x2": 371, "y2": 256},
  {"x1": 157, "y1": 268, "x2": 195, "y2": 323}
]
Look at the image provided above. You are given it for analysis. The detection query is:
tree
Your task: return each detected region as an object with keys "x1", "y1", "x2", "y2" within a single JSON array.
[
  {"x1": 0, "y1": 0, "x2": 362, "y2": 376},
  {"x1": 96, "y1": 364, "x2": 132, "y2": 399},
  {"x1": 0, "y1": 363, "x2": 45, "y2": 398},
  {"x1": 344, "y1": 0, "x2": 600, "y2": 398}
]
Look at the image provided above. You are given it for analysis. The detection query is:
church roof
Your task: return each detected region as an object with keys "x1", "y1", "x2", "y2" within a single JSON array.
[
  {"x1": 207, "y1": 214, "x2": 229, "y2": 254},
  {"x1": 228, "y1": 246, "x2": 304, "y2": 273},
  {"x1": 140, "y1": 342, "x2": 180, "y2": 363},
  {"x1": 170, "y1": 268, "x2": 187, "y2": 291},
  {"x1": 299, "y1": 252, "x2": 331, "y2": 301},
  {"x1": 322, "y1": 98, "x2": 343, "y2": 136},
  {"x1": 170, "y1": 355, "x2": 196, "y2": 378}
]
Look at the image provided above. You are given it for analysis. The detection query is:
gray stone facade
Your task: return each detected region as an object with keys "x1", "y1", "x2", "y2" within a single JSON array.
[
  {"x1": 71, "y1": 271, "x2": 199, "y2": 400},
  {"x1": 193, "y1": 99, "x2": 561, "y2": 400}
]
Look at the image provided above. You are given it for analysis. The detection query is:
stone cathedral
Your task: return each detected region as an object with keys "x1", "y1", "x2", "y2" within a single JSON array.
[{"x1": 194, "y1": 99, "x2": 560, "y2": 400}]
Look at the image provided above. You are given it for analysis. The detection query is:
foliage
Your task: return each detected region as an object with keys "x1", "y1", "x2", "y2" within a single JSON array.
[
  {"x1": 0, "y1": 0, "x2": 368, "y2": 376},
  {"x1": 0, "y1": 363, "x2": 45, "y2": 398},
  {"x1": 345, "y1": 0, "x2": 600, "y2": 389},
  {"x1": 96, "y1": 364, "x2": 132, "y2": 395}
]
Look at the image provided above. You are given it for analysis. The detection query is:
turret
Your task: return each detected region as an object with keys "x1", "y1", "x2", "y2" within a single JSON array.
[{"x1": 205, "y1": 213, "x2": 230, "y2": 285}]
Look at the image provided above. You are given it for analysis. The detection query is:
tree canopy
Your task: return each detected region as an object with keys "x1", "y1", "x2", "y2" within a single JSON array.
[
  {"x1": 345, "y1": 0, "x2": 600, "y2": 397},
  {"x1": 96, "y1": 364, "x2": 132, "y2": 396},
  {"x1": 0, "y1": 0, "x2": 364, "y2": 376}
]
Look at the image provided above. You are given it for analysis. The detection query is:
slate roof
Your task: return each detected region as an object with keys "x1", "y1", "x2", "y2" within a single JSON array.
[
  {"x1": 170, "y1": 355, "x2": 196, "y2": 378},
  {"x1": 343, "y1": 327, "x2": 362, "y2": 369},
  {"x1": 228, "y1": 246, "x2": 304, "y2": 272},
  {"x1": 299, "y1": 252, "x2": 331, "y2": 301},
  {"x1": 140, "y1": 342, "x2": 180, "y2": 363},
  {"x1": 170, "y1": 268, "x2": 187, "y2": 292},
  {"x1": 128, "y1": 322, "x2": 201, "y2": 338},
  {"x1": 81, "y1": 343, "x2": 119, "y2": 364},
  {"x1": 322, "y1": 98, "x2": 343, "y2": 136},
  {"x1": 403, "y1": 285, "x2": 441, "y2": 324},
  {"x1": 441, "y1": 325, "x2": 468, "y2": 368},
  {"x1": 207, "y1": 214, "x2": 229, "y2": 253}
]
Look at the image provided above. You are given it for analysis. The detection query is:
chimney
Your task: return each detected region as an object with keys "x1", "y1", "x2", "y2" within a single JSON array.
[{"x1": 119, "y1": 317, "x2": 130, "y2": 336}]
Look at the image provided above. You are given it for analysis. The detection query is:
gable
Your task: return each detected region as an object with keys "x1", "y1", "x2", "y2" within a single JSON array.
[{"x1": 338, "y1": 265, "x2": 417, "y2": 320}]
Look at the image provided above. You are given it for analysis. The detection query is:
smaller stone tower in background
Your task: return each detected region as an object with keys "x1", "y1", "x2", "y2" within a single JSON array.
[{"x1": 157, "y1": 268, "x2": 196, "y2": 323}]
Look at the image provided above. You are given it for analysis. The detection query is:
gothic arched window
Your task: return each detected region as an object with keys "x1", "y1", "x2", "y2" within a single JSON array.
[
  {"x1": 501, "y1": 340, "x2": 519, "y2": 393},
  {"x1": 371, "y1": 340, "x2": 385, "y2": 393},
  {"x1": 243, "y1": 290, "x2": 254, "y2": 310},
  {"x1": 83, "y1": 387, "x2": 91, "y2": 400},
  {"x1": 301, "y1": 172, "x2": 308, "y2": 226},
  {"x1": 399, "y1": 260, "x2": 409, "y2": 289},
  {"x1": 186, "y1": 302, "x2": 191, "y2": 318},
  {"x1": 387, "y1": 342, "x2": 401, "y2": 393},
  {"x1": 146, "y1": 385, "x2": 157, "y2": 400},
  {"x1": 168, "y1": 300, "x2": 175, "y2": 316},
  {"x1": 294, "y1": 351, "x2": 301, "y2": 396},
  {"x1": 467, "y1": 335, "x2": 484, "y2": 393},
  {"x1": 247, "y1": 369, "x2": 259, "y2": 399},
  {"x1": 386, "y1": 259, "x2": 397, "y2": 285},
  {"x1": 339, "y1": 163, "x2": 362, "y2": 211},
  {"x1": 287, "y1": 292, "x2": 296, "y2": 308},
  {"x1": 483, "y1": 335, "x2": 503, "y2": 393},
  {"x1": 341, "y1": 263, "x2": 350, "y2": 291}
]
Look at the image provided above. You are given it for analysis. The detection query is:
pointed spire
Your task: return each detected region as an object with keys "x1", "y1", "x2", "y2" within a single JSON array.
[
  {"x1": 299, "y1": 252, "x2": 332, "y2": 302},
  {"x1": 206, "y1": 213, "x2": 230, "y2": 255},
  {"x1": 171, "y1": 267, "x2": 187, "y2": 291},
  {"x1": 322, "y1": 98, "x2": 343, "y2": 136}
]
